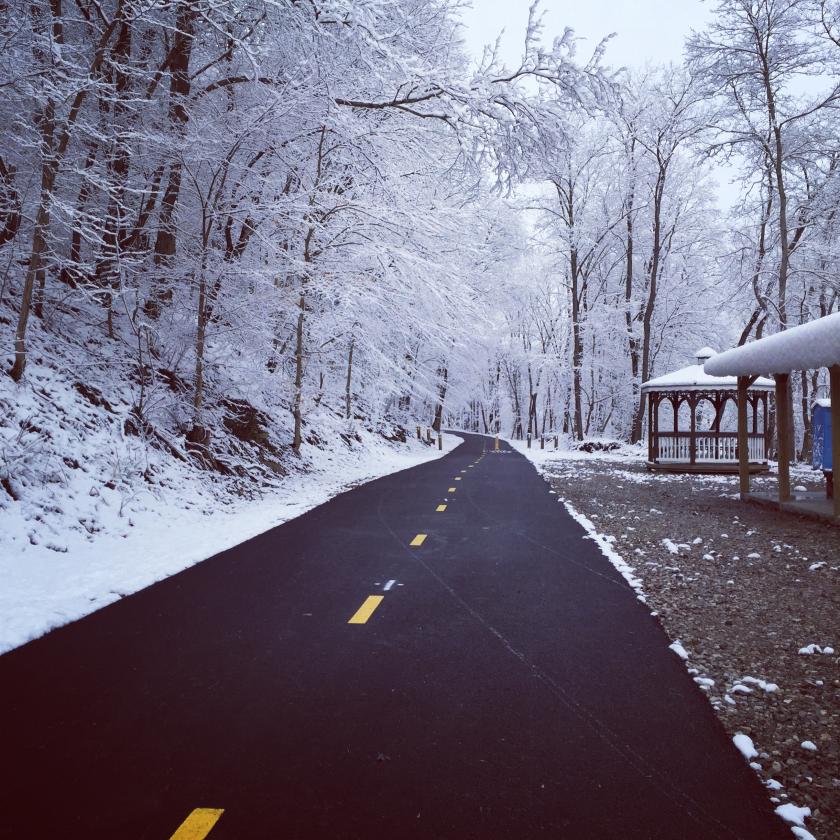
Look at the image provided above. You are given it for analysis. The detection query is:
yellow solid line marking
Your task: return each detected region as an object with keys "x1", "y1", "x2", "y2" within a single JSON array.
[
  {"x1": 169, "y1": 809, "x2": 224, "y2": 840},
  {"x1": 454, "y1": 477, "x2": 461, "y2": 481},
  {"x1": 436, "y1": 504, "x2": 447, "y2": 512},
  {"x1": 410, "y1": 533, "x2": 427, "y2": 546},
  {"x1": 448, "y1": 487, "x2": 456, "y2": 492},
  {"x1": 348, "y1": 595, "x2": 384, "y2": 624}
]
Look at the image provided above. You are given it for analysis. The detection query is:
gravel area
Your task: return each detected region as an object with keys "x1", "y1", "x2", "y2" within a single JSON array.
[{"x1": 538, "y1": 453, "x2": 840, "y2": 840}]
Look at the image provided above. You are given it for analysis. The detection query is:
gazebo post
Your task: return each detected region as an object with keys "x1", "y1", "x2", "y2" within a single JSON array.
[
  {"x1": 648, "y1": 392, "x2": 653, "y2": 462},
  {"x1": 737, "y1": 377, "x2": 751, "y2": 497},
  {"x1": 775, "y1": 373, "x2": 792, "y2": 502},
  {"x1": 830, "y1": 365, "x2": 840, "y2": 520},
  {"x1": 689, "y1": 393, "x2": 697, "y2": 464},
  {"x1": 648, "y1": 392, "x2": 656, "y2": 462}
]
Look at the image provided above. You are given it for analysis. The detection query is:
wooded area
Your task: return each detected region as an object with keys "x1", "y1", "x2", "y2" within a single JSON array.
[{"x1": 1, "y1": 0, "x2": 839, "y2": 498}]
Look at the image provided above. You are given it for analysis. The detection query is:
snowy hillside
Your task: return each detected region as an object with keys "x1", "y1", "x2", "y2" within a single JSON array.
[{"x1": 0, "y1": 334, "x2": 462, "y2": 652}]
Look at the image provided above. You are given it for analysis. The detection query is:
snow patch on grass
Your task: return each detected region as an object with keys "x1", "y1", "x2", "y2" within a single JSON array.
[
  {"x1": 798, "y1": 643, "x2": 835, "y2": 655},
  {"x1": 733, "y1": 732, "x2": 758, "y2": 760},
  {"x1": 669, "y1": 640, "x2": 689, "y2": 660},
  {"x1": 774, "y1": 802, "x2": 812, "y2": 828},
  {"x1": 741, "y1": 676, "x2": 779, "y2": 693}
]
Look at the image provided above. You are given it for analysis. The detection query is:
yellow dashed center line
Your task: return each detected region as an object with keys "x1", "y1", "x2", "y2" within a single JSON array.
[
  {"x1": 410, "y1": 533, "x2": 427, "y2": 546},
  {"x1": 436, "y1": 504, "x2": 447, "y2": 512},
  {"x1": 348, "y1": 595, "x2": 384, "y2": 624},
  {"x1": 448, "y1": 487, "x2": 456, "y2": 492},
  {"x1": 169, "y1": 809, "x2": 224, "y2": 840},
  {"x1": 454, "y1": 477, "x2": 461, "y2": 481}
]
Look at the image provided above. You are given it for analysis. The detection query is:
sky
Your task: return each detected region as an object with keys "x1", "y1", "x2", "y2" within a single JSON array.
[
  {"x1": 459, "y1": 0, "x2": 714, "y2": 71},
  {"x1": 459, "y1": 0, "x2": 739, "y2": 208}
]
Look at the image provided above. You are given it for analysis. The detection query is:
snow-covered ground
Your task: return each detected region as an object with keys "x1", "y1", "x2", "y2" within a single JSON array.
[{"x1": 0, "y1": 414, "x2": 461, "y2": 654}]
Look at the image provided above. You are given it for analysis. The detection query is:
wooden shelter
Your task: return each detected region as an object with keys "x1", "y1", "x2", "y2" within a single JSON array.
[
  {"x1": 641, "y1": 348, "x2": 775, "y2": 473},
  {"x1": 705, "y1": 313, "x2": 840, "y2": 522}
]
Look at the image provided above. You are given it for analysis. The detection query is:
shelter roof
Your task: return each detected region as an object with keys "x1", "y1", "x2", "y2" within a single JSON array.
[{"x1": 705, "y1": 313, "x2": 840, "y2": 377}]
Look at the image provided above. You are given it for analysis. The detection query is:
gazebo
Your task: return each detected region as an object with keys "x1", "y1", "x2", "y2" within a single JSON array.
[{"x1": 641, "y1": 347, "x2": 775, "y2": 473}]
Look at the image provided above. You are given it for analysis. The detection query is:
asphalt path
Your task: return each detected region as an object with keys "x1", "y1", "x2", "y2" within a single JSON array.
[{"x1": 0, "y1": 432, "x2": 790, "y2": 839}]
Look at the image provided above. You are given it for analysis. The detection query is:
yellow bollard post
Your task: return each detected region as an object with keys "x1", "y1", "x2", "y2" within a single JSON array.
[{"x1": 494, "y1": 435, "x2": 499, "y2": 451}]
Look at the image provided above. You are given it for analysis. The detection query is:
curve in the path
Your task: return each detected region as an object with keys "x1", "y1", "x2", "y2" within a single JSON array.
[{"x1": 0, "y1": 432, "x2": 790, "y2": 840}]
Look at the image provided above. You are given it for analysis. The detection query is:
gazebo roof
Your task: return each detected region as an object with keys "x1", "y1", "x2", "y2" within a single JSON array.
[{"x1": 641, "y1": 348, "x2": 775, "y2": 393}]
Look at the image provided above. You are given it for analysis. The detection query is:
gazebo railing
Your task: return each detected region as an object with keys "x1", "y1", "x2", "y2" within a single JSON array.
[{"x1": 655, "y1": 431, "x2": 766, "y2": 463}]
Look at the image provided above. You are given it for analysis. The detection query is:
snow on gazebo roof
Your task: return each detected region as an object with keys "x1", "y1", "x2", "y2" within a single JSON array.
[
  {"x1": 641, "y1": 347, "x2": 775, "y2": 392},
  {"x1": 705, "y1": 312, "x2": 840, "y2": 377}
]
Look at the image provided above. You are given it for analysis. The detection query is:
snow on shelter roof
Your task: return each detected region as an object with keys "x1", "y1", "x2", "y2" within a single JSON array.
[
  {"x1": 642, "y1": 348, "x2": 774, "y2": 392},
  {"x1": 705, "y1": 312, "x2": 840, "y2": 377}
]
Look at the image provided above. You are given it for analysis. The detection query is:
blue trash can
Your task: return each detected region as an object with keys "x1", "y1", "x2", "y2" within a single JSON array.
[{"x1": 812, "y1": 399, "x2": 833, "y2": 497}]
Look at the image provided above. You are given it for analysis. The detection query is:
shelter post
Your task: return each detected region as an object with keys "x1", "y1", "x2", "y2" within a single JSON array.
[
  {"x1": 775, "y1": 373, "x2": 792, "y2": 502},
  {"x1": 831, "y1": 365, "x2": 840, "y2": 520},
  {"x1": 737, "y1": 376, "x2": 750, "y2": 498}
]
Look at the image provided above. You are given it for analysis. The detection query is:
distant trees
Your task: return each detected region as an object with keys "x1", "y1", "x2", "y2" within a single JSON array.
[
  {"x1": 463, "y1": 66, "x2": 725, "y2": 443},
  {"x1": 2, "y1": 0, "x2": 836, "y2": 467},
  {"x1": 0, "y1": 0, "x2": 608, "y2": 464},
  {"x1": 454, "y1": 6, "x2": 839, "y2": 454},
  {"x1": 687, "y1": 0, "x2": 840, "y2": 457}
]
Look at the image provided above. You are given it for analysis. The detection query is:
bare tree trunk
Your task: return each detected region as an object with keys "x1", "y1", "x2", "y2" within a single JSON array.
[
  {"x1": 487, "y1": 361, "x2": 501, "y2": 433},
  {"x1": 62, "y1": 145, "x2": 97, "y2": 287},
  {"x1": 771, "y1": 133, "x2": 789, "y2": 329},
  {"x1": 0, "y1": 158, "x2": 21, "y2": 248},
  {"x1": 292, "y1": 293, "x2": 305, "y2": 452},
  {"x1": 570, "y1": 247, "x2": 584, "y2": 441},
  {"x1": 631, "y1": 165, "x2": 665, "y2": 442},
  {"x1": 623, "y1": 146, "x2": 641, "y2": 441},
  {"x1": 799, "y1": 369, "x2": 812, "y2": 462},
  {"x1": 345, "y1": 338, "x2": 354, "y2": 420},
  {"x1": 11, "y1": 0, "x2": 57, "y2": 379},
  {"x1": 9, "y1": 1, "x2": 125, "y2": 379},
  {"x1": 147, "y1": 3, "x2": 195, "y2": 318},
  {"x1": 432, "y1": 365, "x2": 448, "y2": 433},
  {"x1": 11, "y1": 165, "x2": 54, "y2": 381},
  {"x1": 95, "y1": 19, "x2": 132, "y2": 338},
  {"x1": 527, "y1": 364, "x2": 539, "y2": 437},
  {"x1": 190, "y1": 260, "x2": 209, "y2": 437}
]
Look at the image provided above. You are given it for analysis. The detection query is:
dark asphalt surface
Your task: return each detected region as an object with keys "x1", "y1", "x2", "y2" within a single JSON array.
[{"x1": 0, "y1": 432, "x2": 790, "y2": 840}]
